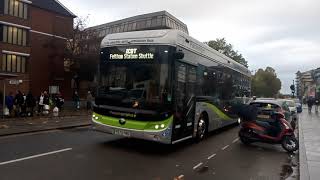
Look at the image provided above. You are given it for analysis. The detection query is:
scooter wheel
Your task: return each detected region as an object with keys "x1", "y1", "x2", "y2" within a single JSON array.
[
  {"x1": 281, "y1": 136, "x2": 299, "y2": 152},
  {"x1": 195, "y1": 118, "x2": 207, "y2": 142}
]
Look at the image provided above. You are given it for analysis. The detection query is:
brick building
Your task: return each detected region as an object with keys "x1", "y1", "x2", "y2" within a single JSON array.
[{"x1": 0, "y1": 0, "x2": 75, "y2": 100}]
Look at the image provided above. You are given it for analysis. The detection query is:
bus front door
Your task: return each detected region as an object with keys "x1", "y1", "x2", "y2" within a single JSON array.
[{"x1": 172, "y1": 61, "x2": 197, "y2": 142}]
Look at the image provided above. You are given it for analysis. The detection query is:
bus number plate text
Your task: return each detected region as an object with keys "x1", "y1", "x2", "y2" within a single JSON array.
[{"x1": 114, "y1": 129, "x2": 131, "y2": 137}]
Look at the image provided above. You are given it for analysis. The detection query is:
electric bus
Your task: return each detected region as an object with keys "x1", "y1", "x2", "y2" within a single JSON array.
[{"x1": 92, "y1": 29, "x2": 251, "y2": 144}]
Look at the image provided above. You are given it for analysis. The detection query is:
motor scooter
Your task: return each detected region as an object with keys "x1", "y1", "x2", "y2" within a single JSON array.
[{"x1": 238, "y1": 112, "x2": 298, "y2": 152}]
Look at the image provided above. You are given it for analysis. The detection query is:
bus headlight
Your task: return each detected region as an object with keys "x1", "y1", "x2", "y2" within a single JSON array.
[
  {"x1": 93, "y1": 114, "x2": 96, "y2": 118},
  {"x1": 95, "y1": 116, "x2": 99, "y2": 120},
  {"x1": 155, "y1": 125, "x2": 159, "y2": 129},
  {"x1": 160, "y1": 124, "x2": 165, "y2": 128}
]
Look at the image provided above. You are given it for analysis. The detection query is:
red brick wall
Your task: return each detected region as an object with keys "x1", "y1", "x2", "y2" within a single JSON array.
[
  {"x1": 0, "y1": 14, "x2": 30, "y2": 28},
  {"x1": 28, "y1": 6, "x2": 74, "y2": 99},
  {"x1": 29, "y1": 6, "x2": 73, "y2": 37},
  {"x1": 0, "y1": 5, "x2": 74, "y2": 100}
]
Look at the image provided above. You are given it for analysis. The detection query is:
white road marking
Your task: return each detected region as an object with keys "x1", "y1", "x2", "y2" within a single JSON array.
[
  {"x1": 178, "y1": 175, "x2": 184, "y2": 179},
  {"x1": 207, "y1": 154, "x2": 216, "y2": 160},
  {"x1": 232, "y1": 138, "x2": 239, "y2": 143},
  {"x1": 222, "y1": 145, "x2": 230, "y2": 150},
  {"x1": 0, "y1": 148, "x2": 72, "y2": 166},
  {"x1": 193, "y1": 162, "x2": 203, "y2": 170}
]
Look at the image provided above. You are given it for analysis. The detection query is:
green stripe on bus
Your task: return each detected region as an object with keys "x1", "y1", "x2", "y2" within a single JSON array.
[
  {"x1": 204, "y1": 102, "x2": 232, "y2": 120},
  {"x1": 93, "y1": 113, "x2": 173, "y2": 131}
]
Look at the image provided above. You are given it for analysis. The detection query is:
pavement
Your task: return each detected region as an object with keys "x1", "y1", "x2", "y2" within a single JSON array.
[
  {"x1": 299, "y1": 107, "x2": 320, "y2": 180},
  {"x1": 0, "y1": 124, "x2": 298, "y2": 180},
  {"x1": 0, "y1": 109, "x2": 91, "y2": 136}
]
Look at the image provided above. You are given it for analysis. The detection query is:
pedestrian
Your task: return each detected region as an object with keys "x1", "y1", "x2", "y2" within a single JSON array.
[
  {"x1": 307, "y1": 97, "x2": 314, "y2": 113},
  {"x1": 86, "y1": 91, "x2": 93, "y2": 110},
  {"x1": 38, "y1": 92, "x2": 49, "y2": 114},
  {"x1": 5, "y1": 92, "x2": 14, "y2": 117},
  {"x1": 315, "y1": 98, "x2": 320, "y2": 113},
  {"x1": 54, "y1": 92, "x2": 64, "y2": 110},
  {"x1": 38, "y1": 92, "x2": 45, "y2": 115},
  {"x1": 20, "y1": 92, "x2": 27, "y2": 117},
  {"x1": 43, "y1": 91, "x2": 50, "y2": 115},
  {"x1": 73, "y1": 91, "x2": 80, "y2": 110},
  {"x1": 14, "y1": 90, "x2": 24, "y2": 117},
  {"x1": 26, "y1": 91, "x2": 36, "y2": 117}
]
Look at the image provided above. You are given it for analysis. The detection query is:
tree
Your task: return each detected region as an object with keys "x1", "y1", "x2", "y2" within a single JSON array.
[
  {"x1": 64, "y1": 16, "x2": 102, "y2": 90},
  {"x1": 206, "y1": 38, "x2": 248, "y2": 67},
  {"x1": 251, "y1": 67, "x2": 282, "y2": 97}
]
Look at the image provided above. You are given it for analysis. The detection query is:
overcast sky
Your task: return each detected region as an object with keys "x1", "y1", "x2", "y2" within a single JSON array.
[{"x1": 60, "y1": 0, "x2": 320, "y2": 94}]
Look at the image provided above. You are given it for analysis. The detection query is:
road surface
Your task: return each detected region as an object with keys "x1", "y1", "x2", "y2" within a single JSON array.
[{"x1": 0, "y1": 124, "x2": 297, "y2": 180}]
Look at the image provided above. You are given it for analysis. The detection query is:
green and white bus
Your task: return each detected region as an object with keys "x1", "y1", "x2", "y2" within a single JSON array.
[{"x1": 92, "y1": 29, "x2": 251, "y2": 144}]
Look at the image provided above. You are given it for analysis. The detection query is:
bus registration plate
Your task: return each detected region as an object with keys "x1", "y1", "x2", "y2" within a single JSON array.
[{"x1": 114, "y1": 129, "x2": 131, "y2": 137}]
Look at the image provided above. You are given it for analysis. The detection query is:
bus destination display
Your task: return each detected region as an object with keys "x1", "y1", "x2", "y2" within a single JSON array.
[{"x1": 109, "y1": 48, "x2": 154, "y2": 60}]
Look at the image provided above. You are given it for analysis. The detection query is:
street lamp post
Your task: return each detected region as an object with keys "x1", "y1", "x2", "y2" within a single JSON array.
[{"x1": 290, "y1": 80, "x2": 295, "y2": 98}]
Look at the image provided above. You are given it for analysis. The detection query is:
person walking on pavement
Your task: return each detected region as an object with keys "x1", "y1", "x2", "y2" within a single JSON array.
[
  {"x1": 54, "y1": 92, "x2": 64, "y2": 111},
  {"x1": 73, "y1": 91, "x2": 80, "y2": 110},
  {"x1": 14, "y1": 90, "x2": 24, "y2": 117},
  {"x1": 43, "y1": 91, "x2": 50, "y2": 115},
  {"x1": 307, "y1": 97, "x2": 314, "y2": 113},
  {"x1": 20, "y1": 92, "x2": 27, "y2": 117},
  {"x1": 86, "y1": 91, "x2": 93, "y2": 110},
  {"x1": 38, "y1": 92, "x2": 45, "y2": 115},
  {"x1": 315, "y1": 98, "x2": 320, "y2": 113},
  {"x1": 5, "y1": 92, "x2": 14, "y2": 117}
]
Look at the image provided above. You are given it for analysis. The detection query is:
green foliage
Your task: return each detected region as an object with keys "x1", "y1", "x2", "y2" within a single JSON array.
[
  {"x1": 206, "y1": 38, "x2": 248, "y2": 67},
  {"x1": 251, "y1": 67, "x2": 282, "y2": 97}
]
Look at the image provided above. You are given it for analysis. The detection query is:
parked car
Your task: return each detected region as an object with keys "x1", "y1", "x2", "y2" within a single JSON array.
[
  {"x1": 250, "y1": 99, "x2": 291, "y2": 122},
  {"x1": 277, "y1": 99, "x2": 298, "y2": 129}
]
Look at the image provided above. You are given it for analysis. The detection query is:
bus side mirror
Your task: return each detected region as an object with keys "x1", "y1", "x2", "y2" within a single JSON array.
[{"x1": 174, "y1": 51, "x2": 184, "y2": 59}]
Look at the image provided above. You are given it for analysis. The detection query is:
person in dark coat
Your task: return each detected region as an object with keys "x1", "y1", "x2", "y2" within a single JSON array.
[
  {"x1": 5, "y1": 92, "x2": 14, "y2": 116},
  {"x1": 307, "y1": 97, "x2": 314, "y2": 113},
  {"x1": 73, "y1": 91, "x2": 80, "y2": 110},
  {"x1": 26, "y1": 91, "x2": 36, "y2": 116},
  {"x1": 14, "y1": 90, "x2": 24, "y2": 117},
  {"x1": 54, "y1": 93, "x2": 64, "y2": 110},
  {"x1": 43, "y1": 91, "x2": 50, "y2": 106},
  {"x1": 20, "y1": 92, "x2": 27, "y2": 117}
]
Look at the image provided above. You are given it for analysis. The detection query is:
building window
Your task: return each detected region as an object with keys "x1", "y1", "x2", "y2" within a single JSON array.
[
  {"x1": 156, "y1": 16, "x2": 162, "y2": 26},
  {"x1": 120, "y1": 24, "x2": 124, "y2": 32},
  {"x1": 1, "y1": 54, "x2": 27, "y2": 73},
  {"x1": 151, "y1": 18, "x2": 157, "y2": 27},
  {"x1": 146, "y1": 19, "x2": 151, "y2": 28},
  {"x1": 3, "y1": 0, "x2": 28, "y2": 19},
  {"x1": 132, "y1": 22, "x2": 136, "y2": 30},
  {"x1": 128, "y1": 23, "x2": 132, "y2": 31},
  {"x1": 1, "y1": 25, "x2": 28, "y2": 46}
]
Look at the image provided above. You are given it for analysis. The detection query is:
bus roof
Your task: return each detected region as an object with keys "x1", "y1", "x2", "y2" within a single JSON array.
[{"x1": 101, "y1": 29, "x2": 251, "y2": 76}]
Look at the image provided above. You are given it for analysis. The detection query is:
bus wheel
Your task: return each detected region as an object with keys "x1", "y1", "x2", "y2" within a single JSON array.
[{"x1": 196, "y1": 117, "x2": 207, "y2": 142}]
